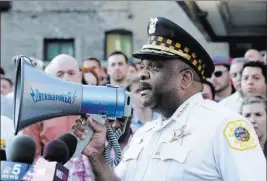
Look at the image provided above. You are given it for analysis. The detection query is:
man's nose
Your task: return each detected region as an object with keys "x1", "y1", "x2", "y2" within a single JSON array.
[
  {"x1": 114, "y1": 64, "x2": 120, "y2": 69},
  {"x1": 247, "y1": 77, "x2": 254, "y2": 85},
  {"x1": 250, "y1": 116, "x2": 257, "y2": 124},
  {"x1": 62, "y1": 74, "x2": 71, "y2": 82},
  {"x1": 138, "y1": 69, "x2": 150, "y2": 80}
]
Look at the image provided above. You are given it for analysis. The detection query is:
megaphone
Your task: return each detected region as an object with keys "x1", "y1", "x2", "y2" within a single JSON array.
[{"x1": 13, "y1": 56, "x2": 132, "y2": 158}]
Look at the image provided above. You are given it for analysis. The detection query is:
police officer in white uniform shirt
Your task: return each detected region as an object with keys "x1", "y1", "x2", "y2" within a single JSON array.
[{"x1": 71, "y1": 17, "x2": 266, "y2": 181}]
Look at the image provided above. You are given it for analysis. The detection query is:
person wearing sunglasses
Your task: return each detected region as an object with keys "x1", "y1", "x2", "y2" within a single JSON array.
[
  {"x1": 220, "y1": 57, "x2": 248, "y2": 113},
  {"x1": 210, "y1": 55, "x2": 234, "y2": 102}
]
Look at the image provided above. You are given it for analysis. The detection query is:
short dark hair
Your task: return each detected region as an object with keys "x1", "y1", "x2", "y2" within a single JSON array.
[
  {"x1": 83, "y1": 57, "x2": 101, "y2": 67},
  {"x1": 202, "y1": 79, "x2": 215, "y2": 99},
  {"x1": 0, "y1": 66, "x2": 5, "y2": 75},
  {"x1": 242, "y1": 61, "x2": 267, "y2": 83},
  {"x1": 108, "y1": 51, "x2": 128, "y2": 63}
]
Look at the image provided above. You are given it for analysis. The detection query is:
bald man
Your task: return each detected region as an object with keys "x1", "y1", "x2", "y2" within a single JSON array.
[
  {"x1": 244, "y1": 49, "x2": 265, "y2": 63},
  {"x1": 22, "y1": 54, "x2": 82, "y2": 159}
]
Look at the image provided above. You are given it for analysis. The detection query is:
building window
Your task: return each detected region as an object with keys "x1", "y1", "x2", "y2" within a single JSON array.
[
  {"x1": 105, "y1": 30, "x2": 133, "y2": 61},
  {"x1": 44, "y1": 39, "x2": 75, "y2": 62}
]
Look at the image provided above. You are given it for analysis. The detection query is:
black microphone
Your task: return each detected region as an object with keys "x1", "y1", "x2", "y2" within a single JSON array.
[
  {"x1": 43, "y1": 139, "x2": 69, "y2": 165},
  {"x1": 57, "y1": 133, "x2": 77, "y2": 159},
  {"x1": 1, "y1": 135, "x2": 36, "y2": 181},
  {"x1": 31, "y1": 140, "x2": 69, "y2": 181}
]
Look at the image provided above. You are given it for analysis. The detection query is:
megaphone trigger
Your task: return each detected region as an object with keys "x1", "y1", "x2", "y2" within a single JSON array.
[{"x1": 75, "y1": 116, "x2": 87, "y2": 128}]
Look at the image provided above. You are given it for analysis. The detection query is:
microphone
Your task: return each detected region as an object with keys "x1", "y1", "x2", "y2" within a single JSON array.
[
  {"x1": 43, "y1": 140, "x2": 69, "y2": 165},
  {"x1": 57, "y1": 133, "x2": 77, "y2": 159},
  {"x1": 31, "y1": 140, "x2": 69, "y2": 181},
  {"x1": 1, "y1": 135, "x2": 36, "y2": 181},
  {"x1": 1, "y1": 139, "x2": 7, "y2": 161},
  {"x1": 22, "y1": 134, "x2": 76, "y2": 181}
]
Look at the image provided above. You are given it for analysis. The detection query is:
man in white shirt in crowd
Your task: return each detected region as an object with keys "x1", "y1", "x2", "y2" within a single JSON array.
[
  {"x1": 220, "y1": 57, "x2": 248, "y2": 113},
  {"x1": 103, "y1": 51, "x2": 128, "y2": 87}
]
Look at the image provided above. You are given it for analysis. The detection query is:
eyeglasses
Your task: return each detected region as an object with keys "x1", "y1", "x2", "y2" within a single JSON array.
[{"x1": 213, "y1": 70, "x2": 228, "y2": 77}]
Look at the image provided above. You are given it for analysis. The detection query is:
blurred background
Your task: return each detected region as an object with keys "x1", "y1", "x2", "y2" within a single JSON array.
[{"x1": 0, "y1": 1, "x2": 266, "y2": 79}]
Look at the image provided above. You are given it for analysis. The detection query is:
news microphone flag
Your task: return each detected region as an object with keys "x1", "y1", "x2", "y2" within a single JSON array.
[
  {"x1": 1, "y1": 161, "x2": 29, "y2": 181},
  {"x1": 31, "y1": 161, "x2": 69, "y2": 181},
  {"x1": 22, "y1": 157, "x2": 48, "y2": 181}
]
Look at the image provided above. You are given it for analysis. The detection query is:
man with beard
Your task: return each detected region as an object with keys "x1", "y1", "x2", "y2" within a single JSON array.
[
  {"x1": 210, "y1": 56, "x2": 234, "y2": 102},
  {"x1": 71, "y1": 17, "x2": 265, "y2": 181},
  {"x1": 104, "y1": 51, "x2": 128, "y2": 87},
  {"x1": 125, "y1": 73, "x2": 159, "y2": 133}
]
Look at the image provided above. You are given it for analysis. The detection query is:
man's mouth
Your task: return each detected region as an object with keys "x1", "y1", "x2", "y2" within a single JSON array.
[
  {"x1": 139, "y1": 82, "x2": 152, "y2": 96},
  {"x1": 253, "y1": 125, "x2": 259, "y2": 130},
  {"x1": 247, "y1": 87, "x2": 256, "y2": 92}
]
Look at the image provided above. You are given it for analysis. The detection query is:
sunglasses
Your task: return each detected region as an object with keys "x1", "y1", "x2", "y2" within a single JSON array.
[{"x1": 213, "y1": 70, "x2": 228, "y2": 77}]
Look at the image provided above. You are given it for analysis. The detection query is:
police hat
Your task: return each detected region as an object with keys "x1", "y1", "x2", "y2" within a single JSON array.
[{"x1": 133, "y1": 17, "x2": 215, "y2": 79}]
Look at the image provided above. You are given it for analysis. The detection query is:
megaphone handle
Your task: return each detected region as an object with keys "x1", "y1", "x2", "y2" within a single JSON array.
[
  {"x1": 71, "y1": 114, "x2": 106, "y2": 158},
  {"x1": 72, "y1": 124, "x2": 94, "y2": 158}
]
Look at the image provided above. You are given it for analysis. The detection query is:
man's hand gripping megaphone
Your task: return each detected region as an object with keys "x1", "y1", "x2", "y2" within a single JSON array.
[
  {"x1": 71, "y1": 116, "x2": 107, "y2": 157},
  {"x1": 70, "y1": 114, "x2": 124, "y2": 167}
]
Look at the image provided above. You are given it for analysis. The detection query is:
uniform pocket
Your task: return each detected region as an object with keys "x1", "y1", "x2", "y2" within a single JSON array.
[
  {"x1": 159, "y1": 142, "x2": 191, "y2": 163},
  {"x1": 152, "y1": 142, "x2": 191, "y2": 181}
]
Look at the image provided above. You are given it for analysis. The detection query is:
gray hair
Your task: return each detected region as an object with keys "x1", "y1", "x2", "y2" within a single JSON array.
[
  {"x1": 231, "y1": 57, "x2": 249, "y2": 64},
  {"x1": 240, "y1": 95, "x2": 267, "y2": 114}
]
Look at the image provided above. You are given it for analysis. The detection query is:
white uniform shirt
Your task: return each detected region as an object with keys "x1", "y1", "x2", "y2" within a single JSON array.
[
  {"x1": 219, "y1": 91, "x2": 243, "y2": 114},
  {"x1": 115, "y1": 93, "x2": 266, "y2": 181}
]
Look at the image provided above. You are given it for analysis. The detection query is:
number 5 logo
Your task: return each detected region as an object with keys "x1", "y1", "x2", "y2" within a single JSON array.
[{"x1": 12, "y1": 164, "x2": 21, "y2": 175}]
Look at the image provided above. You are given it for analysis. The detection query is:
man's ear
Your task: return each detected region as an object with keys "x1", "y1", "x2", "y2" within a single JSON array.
[{"x1": 181, "y1": 70, "x2": 194, "y2": 90}]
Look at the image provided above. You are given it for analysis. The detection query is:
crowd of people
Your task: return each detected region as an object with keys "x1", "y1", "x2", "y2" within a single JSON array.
[
  {"x1": 1, "y1": 25, "x2": 266, "y2": 180},
  {"x1": 201, "y1": 50, "x2": 266, "y2": 151}
]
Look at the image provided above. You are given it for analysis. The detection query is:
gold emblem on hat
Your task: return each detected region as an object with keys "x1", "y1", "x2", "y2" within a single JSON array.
[{"x1": 148, "y1": 17, "x2": 158, "y2": 35}]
